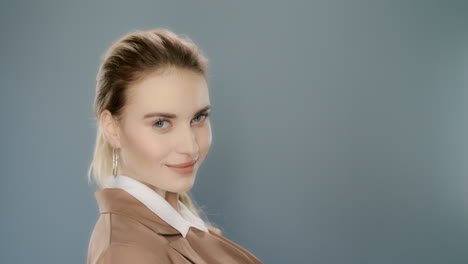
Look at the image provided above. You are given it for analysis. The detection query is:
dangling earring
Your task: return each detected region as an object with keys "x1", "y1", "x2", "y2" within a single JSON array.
[{"x1": 112, "y1": 147, "x2": 119, "y2": 176}]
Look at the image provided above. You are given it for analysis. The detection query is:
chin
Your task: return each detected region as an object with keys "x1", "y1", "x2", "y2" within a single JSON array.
[{"x1": 169, "y1": 177, "x2": 195, "y2": 193}]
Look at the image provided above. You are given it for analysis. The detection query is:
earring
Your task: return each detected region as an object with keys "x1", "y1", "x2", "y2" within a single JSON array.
[{"x1": 112, "y1": 147, "x2": 119, "y2": 176}]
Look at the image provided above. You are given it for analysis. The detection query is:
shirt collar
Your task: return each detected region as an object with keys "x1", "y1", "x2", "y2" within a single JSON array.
[{"x1": 105, "y1": 174, "x2": 208, "y2": 238}]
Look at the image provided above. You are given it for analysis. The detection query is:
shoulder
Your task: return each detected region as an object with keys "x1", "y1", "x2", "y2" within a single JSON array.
[
  {"x1": 89, "y1": 212, "x2": 167, "y2": 246},
  {"x1": 88, "y1": 213, "x2": 183, "y2": 264},
  {"x1": 95, "y1": 244, "x2": 161, "y2": 264},
  {"x1": 94, "y1": 243, "x2": 193, "y2": 264}
]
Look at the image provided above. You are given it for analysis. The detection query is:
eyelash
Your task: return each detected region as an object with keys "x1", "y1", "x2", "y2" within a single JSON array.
[{"x1": 153, "y1": 112, "x2": 210, "y2": 129}]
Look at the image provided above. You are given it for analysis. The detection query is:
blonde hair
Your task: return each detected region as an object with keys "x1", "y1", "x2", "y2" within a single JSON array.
[{"x1": 87, "y1": 28, "x2": 221, "y2": 235}]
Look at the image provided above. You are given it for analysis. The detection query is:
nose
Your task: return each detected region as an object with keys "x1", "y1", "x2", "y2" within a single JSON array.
[{"x1": 175, "y1": 124, "x2": 199, "y2": 159}]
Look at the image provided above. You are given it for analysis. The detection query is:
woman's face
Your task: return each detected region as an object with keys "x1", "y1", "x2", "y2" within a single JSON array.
[{"x1": 114, "y1": 67, "x2": 212, "y2": 194}]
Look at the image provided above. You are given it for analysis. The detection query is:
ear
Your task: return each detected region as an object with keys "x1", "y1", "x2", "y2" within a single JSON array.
[{"x1": 99, "y1": 110, "x2": 122, "y2": 148}]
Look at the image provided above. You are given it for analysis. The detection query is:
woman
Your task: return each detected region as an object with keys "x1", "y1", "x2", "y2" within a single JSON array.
[{"x1": 86, "y1": 28, "x2": 263, "y2": 264}]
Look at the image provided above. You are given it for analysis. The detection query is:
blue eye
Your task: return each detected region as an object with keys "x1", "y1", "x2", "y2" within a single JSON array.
[
  {"x1": 153, "y1": 112, "x2": 210, "y2": 129},
  {"x1": 193, "y1": 112, "x2": 210, "y2": 123},
  {"x1": 154, "y1": 119, "x2": 170, "y2": 128}
]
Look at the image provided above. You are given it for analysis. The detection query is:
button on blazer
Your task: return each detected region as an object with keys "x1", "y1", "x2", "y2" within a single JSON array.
[{"x1": 87, "y1": 182, "x2": 263, "y2": 264}]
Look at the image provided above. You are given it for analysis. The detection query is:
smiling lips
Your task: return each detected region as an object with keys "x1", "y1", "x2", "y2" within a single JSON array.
[
  {"x1": 166, "y1": 160, "x2": 197, "y2": 174},
  {"x1": 166, "y1": 160, "x2": 197, "y2": 168}
]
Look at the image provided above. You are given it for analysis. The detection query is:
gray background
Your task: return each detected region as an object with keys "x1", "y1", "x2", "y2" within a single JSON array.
[{"x1": 1, "y1": 0, "x2": 468, "y2": 263}]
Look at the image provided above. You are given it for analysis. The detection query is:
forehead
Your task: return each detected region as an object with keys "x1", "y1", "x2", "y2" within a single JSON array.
[{"x1": 125, "y1": 68, "x2": 209, "y2": 114}]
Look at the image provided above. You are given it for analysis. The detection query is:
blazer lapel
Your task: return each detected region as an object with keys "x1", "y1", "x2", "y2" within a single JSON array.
[
  {"x1": 167, "y1": 235, "x2": 207, "y2": 264},
  {"x1": 183, "y1": 226, "x2": 260, "y2": 264}
]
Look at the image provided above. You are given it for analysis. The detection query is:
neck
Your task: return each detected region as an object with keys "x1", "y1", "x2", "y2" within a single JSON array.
[
  {"x1": 165, "y1": 191, "x2": 180, "y2": 213},
  {"x1": 119, "y1": 169, "x2": 181, "y2": 213},
  {"x1": 139, "y1": 180, "x2": 180, "y2": 213}
]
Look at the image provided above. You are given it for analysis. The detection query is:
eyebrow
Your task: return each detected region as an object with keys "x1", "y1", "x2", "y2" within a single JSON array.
[{"x1": 143, "y1": 105, "x2": 211, "y2": 119}]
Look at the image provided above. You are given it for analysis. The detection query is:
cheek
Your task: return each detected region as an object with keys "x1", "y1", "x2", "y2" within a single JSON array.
[{"x1": 123, "y1": 127, "x2": 170, "y2": 164}]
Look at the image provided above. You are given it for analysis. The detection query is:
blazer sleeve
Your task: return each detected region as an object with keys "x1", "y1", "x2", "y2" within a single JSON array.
[{"x1": 95, "y1": 244, "x2": 193, "y2": 264}]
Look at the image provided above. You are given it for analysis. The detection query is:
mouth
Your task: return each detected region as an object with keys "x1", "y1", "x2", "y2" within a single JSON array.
[
  {"x1": 166, "y1": 159, "x2": 197, "y2": 168},
  {"x1": 165, "y1": 161, "x2": 196, "y2": 175}
]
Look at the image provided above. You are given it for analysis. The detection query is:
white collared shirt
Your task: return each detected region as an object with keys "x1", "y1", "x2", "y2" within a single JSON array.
[{"x1": 106, "y1": 174, "x2": 209, "y2": 238}]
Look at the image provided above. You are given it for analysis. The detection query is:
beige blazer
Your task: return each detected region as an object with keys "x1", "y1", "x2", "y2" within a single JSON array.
[{"x1": 87, "y1": 188, "x2": 263, "y2": 264}]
